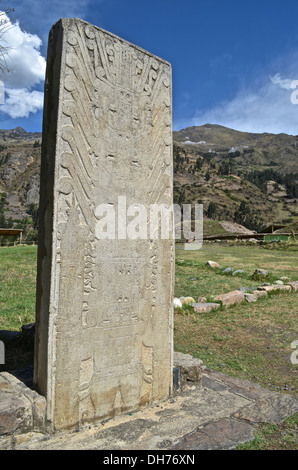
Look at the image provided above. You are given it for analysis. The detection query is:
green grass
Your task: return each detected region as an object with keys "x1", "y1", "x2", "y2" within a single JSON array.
[
  {"x1": 175, "y1": 241, "x2": 298, "y2": 300},
  {"x1": 0, "y1": 245, "x2": 37, "y2": 330},
  {"x1": 0, "y1": 242, "x2": 298, "y2": 448},
  {"x1": 236, "y1": 413, "x2": 298, "y2": 450}
]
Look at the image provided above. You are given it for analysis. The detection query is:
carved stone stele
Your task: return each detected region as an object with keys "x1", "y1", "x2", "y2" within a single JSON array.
[{"x1": 34, "y1": 18, "x2": 174, "y2": 431}]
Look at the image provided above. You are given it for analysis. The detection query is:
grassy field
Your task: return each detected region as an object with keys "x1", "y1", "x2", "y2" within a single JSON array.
[
  {"x1": 0, "y1": 242, "x2": 297, "y2": 449},
  {"x1": 0, "y1": 245, "x2": 37, "y2": 330}
]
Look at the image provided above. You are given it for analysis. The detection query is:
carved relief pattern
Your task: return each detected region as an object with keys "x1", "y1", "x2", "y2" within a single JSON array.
[{"x1": 53, "y1": 20, "x2": 173, "y2": 427}]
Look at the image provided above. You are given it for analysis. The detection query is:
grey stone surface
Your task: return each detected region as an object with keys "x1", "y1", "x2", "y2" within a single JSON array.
[
  {"x1": 191, "y1": 302, "x2": 221, "y2": 313},
  {"x1": 257, "y1": 285, "x2": 292, "y2": 293},
  {"x1": 287, "y1": 281, "x2": 298, "y2": 292},
  {"x1": 170, "y1": 418, "x2": 255, "y2": 450},
  {"x1": 214, "y1": 290, "x2": 245, "y2": 307},
  {"x1": 0, "y1": 372, "x2": 46, "y2": 435},
  {"x1": 1, "y1": 367, "x2": 298, "y2": 450},
  {"x1": 232, "y1": 269, "x2": 244, "y2": 276},
  {"x1": 173, "y1": 352, "x2": 203, "y2": 388},
  {"x1": 244, "y1": 293, "x2": 258, "y2": 303},
  {"x1": 34, "y1": 18, "x2": 173, "y2": 432}
]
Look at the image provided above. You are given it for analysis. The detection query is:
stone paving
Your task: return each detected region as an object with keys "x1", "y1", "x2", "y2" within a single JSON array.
[{"x1": 1, "y1": 362, "x2": 297, "y2": 450}]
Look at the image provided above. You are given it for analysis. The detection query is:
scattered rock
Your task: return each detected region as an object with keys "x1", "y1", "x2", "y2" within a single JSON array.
[
  {"x1": 275, "y1": 280, "x2": 284, "y2": 285},
  {"x1": 257, "y1": 285, "x2": 292, "y2": 293},
  {"x1": 238, "y1": 286, "x2": 259, "y2": 293},
  {"x1": 252, "y1": 269, "x2": 268, "y2": 280},
  {"x1": 173, "y1": 298, "x2": 182, "y2": 308},
  {"x1": 286, "y1": 281, "x2": 298, "y2": 292},
  {"x1": 197, "y1": 297, "x2": 207, "y2": 303},
  {"x1": 189, "y1": 277, "x2": 198, "y2": 281},
  {"x1": 232, "y1": 270, "x2": 244, "y2": 276},
  {"x1": 244, "y1": 293, "x2": 258, "y2": 303},
  {"x1": 252, "y1": 290, "x2": 268, "y2": 299},
  {"x1": 206, "y1": 261, "x2": 220, "y2": 268},
  {"x1": 191, "y1": 302, "x2": 221, "y2": 313},
  {"x1": 222, "y1": 267, "x2": 232, "y2": 274},
  {"x1": 181, "y1": 297, "x2": 195, "y2": 305},
  {"x1": 254, "y1": 269, "x2": 268, "y2": 277},
  {"x1": 214, "y1": 290, "x2": 245, "y2": 307}
]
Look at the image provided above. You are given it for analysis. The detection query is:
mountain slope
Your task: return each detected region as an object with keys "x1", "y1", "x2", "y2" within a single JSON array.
[
  {"x1": 174, "y1": 124, "x2": 298, "y2": 174},
  {"x1": 0, "y1": 125, "x2": 297, "y2": 235}
]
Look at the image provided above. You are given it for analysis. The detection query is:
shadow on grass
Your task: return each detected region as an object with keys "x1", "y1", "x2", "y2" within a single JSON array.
[{"x1": 0, "y1": 325, "x2": 35, "y2": 388}]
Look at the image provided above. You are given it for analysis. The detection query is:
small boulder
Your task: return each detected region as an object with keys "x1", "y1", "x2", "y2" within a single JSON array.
[
  {"x1": 192, "y1": 302, "x2": 221, "y2": 313},
  {"x1": 181, "y1": 297, "x2": 195, "y2": 305},
  {"x1": 252, "y1": 268, "x2": 268, "y2": 280},
  {"x1": 244, "y1": 293, "x2": 258, "y2": 303},
  {"x1": 286, "y1": 281, "x2": 298, "y2": 292},
  {"x1": 232, "y1": 269, "x2": 244, "y2": 276},
  {"x1": 222, "y1": 267, "x2": 232, "y2": 274},
  {"x1": 173, "y1": 298, "x2": 182, "y2": 308},
  {"x1": 206, "y1": 260, "x2": 220, "y2": 268},
  {"x1": 252, "y1": 290, "x2": 268, "y2": 299},
  {"x1": 214, "y1": 290, "x2": 245, "y2": 307}
]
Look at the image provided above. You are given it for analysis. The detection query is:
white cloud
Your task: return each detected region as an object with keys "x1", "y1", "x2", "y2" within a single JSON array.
[
  {"x1": 0, "y1": 13, "x2": 46, "y2": 88},
  {"x1": 0, "y1": 12, "x2": 45, "y2": 118},
  {"x1": 270, "y1": 73, "x2": 293, "y2": 91},
  {"x1": 1, "y1": 88, "x2": 44, "y2": 118},
  {"x1": 189, "y1": 73, "x2": 298, "y2": 135}
]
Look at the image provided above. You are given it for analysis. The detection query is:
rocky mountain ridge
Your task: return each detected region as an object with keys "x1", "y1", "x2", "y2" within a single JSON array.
[{"x1": 0, "y1": 125, "x2": 297, "y2": 234}]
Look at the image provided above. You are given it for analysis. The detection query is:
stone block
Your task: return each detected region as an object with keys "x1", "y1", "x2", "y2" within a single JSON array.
[
  {"x1": 286, "y1": 281, "x2": 298, "y2": 292},
  {"x1": 244, "y1": 293, "x2": 258, "y2": 303},
  {"x1": 257, "y1": 285, "x2": 292, "y2": 293},
  {"x1": 192, "y1": 302, "x2": 221, "y2": 313},
  {"x1": 0, "y1": 372, "x2": 46, "y2": 435},
  {"x1": 206, "y1": 260, "x2": 220, "y2": 268},
  {"x1": 252, "y1": 290, "x2": 268, "y2": 299},
  {"x1": 213, "y1": 290, "x2": 245, "y2": 307},
  {"x1": 34, "y1": 18, "x2": 173, "y2": 432},
  {"x1": 173, "y1": 352, "x2": 203, "y2": 390}
]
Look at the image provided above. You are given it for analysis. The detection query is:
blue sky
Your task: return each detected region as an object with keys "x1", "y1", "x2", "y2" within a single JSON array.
[{"x1": 0, "y1": 0, "x2": 298, "y2": 135}]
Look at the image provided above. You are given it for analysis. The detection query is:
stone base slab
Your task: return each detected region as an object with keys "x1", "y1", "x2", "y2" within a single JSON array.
[
  {"x1": 1, "y1": 363, "x2": 298, "y2": 450},
  {"x1": 0, "y1": 371, "x2": 46, "y2": 435}
]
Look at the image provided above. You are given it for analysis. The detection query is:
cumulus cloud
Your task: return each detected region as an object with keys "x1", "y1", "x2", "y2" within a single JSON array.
[
  {"x1": 0, "y1": 12, "x2": 46, "y2": 118},
  {"x1": 189, "y1": 72, "x2": 298, "y2": 135},
  {"x1": 0, "y1": 88, "x2": 44, "y2": 118}
]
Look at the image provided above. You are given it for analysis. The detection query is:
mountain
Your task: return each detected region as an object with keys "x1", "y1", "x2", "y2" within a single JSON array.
[
  {"x1": 173, "y1": 125, "x2": 298, "y2": 232},
  {"x1": 173, "y1": 124, "x2": 298, "y2": 174},
  {"x1": 0, "y1": 128, "x2": 41, "y2": 221},
  {"x1": 0, "y1": 125, "x2": 297, "y2": 238}
]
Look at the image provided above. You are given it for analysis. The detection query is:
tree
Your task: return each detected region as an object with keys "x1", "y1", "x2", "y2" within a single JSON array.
[
  {"x1": 207, "y1": 201, "x2": 217, "y2": 219},
  {"x1": 0, "y1": 6, "x2": 15, "y2": 75},
  {"x1": 234, "y1": 201, "x2": 263, "y2": 231}
]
